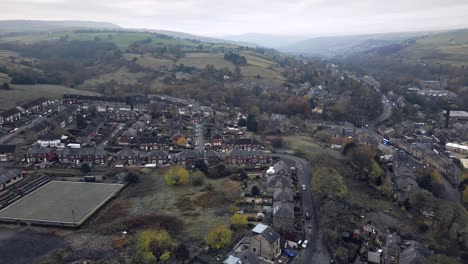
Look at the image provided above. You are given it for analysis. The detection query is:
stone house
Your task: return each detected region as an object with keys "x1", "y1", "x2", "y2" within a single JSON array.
[
  {"x1": 250, "y1": 224, "x2": 281, "y2": 261},
  {"x1": 0, "y1": 145, "x2": 18, "y2": 162}
]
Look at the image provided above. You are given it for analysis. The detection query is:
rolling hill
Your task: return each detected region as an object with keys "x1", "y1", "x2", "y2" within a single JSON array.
[
  {"x1": 0, "y1": 20, "x2": 120, "y2": 34},
  {"x1": 281, "y1": 31, "x2": 437, "y2": 57}
]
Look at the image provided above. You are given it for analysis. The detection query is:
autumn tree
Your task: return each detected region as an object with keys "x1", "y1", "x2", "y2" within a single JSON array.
[
  {"x1": 347, "y1": 145, "x2": 376, "y2": 180},
  {"x1": 205, "y1": 225, "x2": 232, "y2": 250},
  {"x1": 165, "y1": 165, "x2": 190, "y2": 186},
  {"x1": 134, "y1": 229, "x2": 174, "y2": 263},
  {"x1": 312, "y1": 167, "x2": 347, "y2": 201},
  {"x1": 231, "y1": 213, "x2": 248, "y2": 227},
  {"x1": 176, "y1": 136, "x2": 187, "y2": 146}
]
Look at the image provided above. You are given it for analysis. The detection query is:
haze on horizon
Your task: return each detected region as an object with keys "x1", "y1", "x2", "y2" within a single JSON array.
[{"x1": 3, "y1": 0, "x2": 468, "y2": 37}]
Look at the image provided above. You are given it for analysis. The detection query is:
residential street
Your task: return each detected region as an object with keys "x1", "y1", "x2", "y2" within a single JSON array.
[
  {"x1": 195, "y1": 123, "x2": 204, "y2": 151},
  {"x1": 0, "y1": 115, "x2": 48, "y2": 144},
  {"x1": 271, "y1": 154, "x2": 331, "y2": 264}
]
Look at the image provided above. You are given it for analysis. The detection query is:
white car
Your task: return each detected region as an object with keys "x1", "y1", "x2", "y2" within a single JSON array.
[
  {"x1": 302, "y1": 184, "x2": 307, "y2": 191},
  {"x1": 302, "y1": 240, "x2": 308, "y2": 248}
]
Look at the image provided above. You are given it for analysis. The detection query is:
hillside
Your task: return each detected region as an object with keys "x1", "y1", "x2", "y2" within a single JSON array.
[
  {"x1": 0, "y1": 28, "x2": 286, "y2": 98},
  {"x1": 337, "y1": 28, "x2": 468, "y2": 69},
  {"x1": 0, "y1": 20, "x2": 120, "y2": 34},
  {"x1": 282, "y1": 31, "x2": 434, "y2": 57}
]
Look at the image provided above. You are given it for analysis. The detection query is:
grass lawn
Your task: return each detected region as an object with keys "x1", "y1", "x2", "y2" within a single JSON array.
[
  {"x1": 284, "y1": 135, "x2": 344, "y2": 165},
  {"x1": 0, "y1": 84, "x2": 99, "y2": 110}
]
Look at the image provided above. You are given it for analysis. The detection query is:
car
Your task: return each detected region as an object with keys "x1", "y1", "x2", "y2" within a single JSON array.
[
  {"x1": 302, "y1": 240, "x2": 308, "y2": 248},
  {"x1": 282, "y1": 249, "x2": 295, "y2": 258},
  {"x1": 305, "y1": 213, "x2": 310, "y2": 220},
  {"x1": 297, "y1": 240, "x2": 302, "y2": 246},
  {"x1": 302, "y1": 184, "x2": 306, "y2": 191}
]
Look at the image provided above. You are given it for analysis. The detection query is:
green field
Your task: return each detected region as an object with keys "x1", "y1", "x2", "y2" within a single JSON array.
[
  {"x1": 123, "y1": 53, "x2": 173, "y2": 69},
  {"x1": 176, "y1": 52, "x2": 235, "y2": 70},
  {"x1": 0, "y1": 84, "x2": 99, "y2": 110},
  {"x1": 402, "y1": 29, "x2": 468, "y2": 65},
  {"x1": 0, "y1": 31, "x2": 195, "y2": 49}
]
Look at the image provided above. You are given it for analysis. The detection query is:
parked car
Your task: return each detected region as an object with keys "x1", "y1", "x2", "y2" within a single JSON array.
[
  {"x1": 302, "y1": 240, "x2": 309, "y2": 248},
  {"x1": 282, "y1": 249, "x2": 295, "y2": 258},
  {"x1": 302, "y1": 184, "x2": 307, "y2": 191},
  {"x1": 305, "y1": 213, "x2": 310, "y2": 220}
]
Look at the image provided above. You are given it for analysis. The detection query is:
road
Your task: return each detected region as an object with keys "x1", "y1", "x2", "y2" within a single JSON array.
[
  {"x1": 195, "y1": 123, "x2": 204, "y2": 151},
  {"x1": 271, "y1": 154, "x2": 330, "y2": 264},
  {"x1": 0, "y1": 115, "x2": 49, "y2": 144}
]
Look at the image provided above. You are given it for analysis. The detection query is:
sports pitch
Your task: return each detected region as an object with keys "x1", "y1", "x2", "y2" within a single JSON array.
[{"x1": 0, "y1": 181, "x2": 124, "y2": 227}]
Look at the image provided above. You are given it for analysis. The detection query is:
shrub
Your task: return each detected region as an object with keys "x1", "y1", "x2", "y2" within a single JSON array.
[
  {"x1": 191, "y1": 170, "x2": 205, "y2": 186},
  {"x1": 205, "y1": 225, "x2": 232, "y2": 250},
  {"x1": 165, "y1": 165, "x2": 190, "y2": 186}
]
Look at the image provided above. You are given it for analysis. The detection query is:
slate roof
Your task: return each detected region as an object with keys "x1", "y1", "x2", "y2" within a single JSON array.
[
  {"x1": 226, "y1": 149, "x2": 265, "y2": 157},
  {"x1": 147, "y1": 150, "x2": 168, "y2": 158},
  {"x1": 0, "y1": 108, "x2": 21, "y2": 118},
  {"x1": 0, "y1": 145, "x2": 17, "y2": 153},
  {"x1": 77, "y1": 123, "x2": 99, "y2": 137},
  {"x1": 272, "y1": 201, "x2": 295, "y2": 219},
  {"x1": 122, "y1": 128, "x2": 138, "y2": 138},
  {"x1": 37, "y1": 135, "x2": 61, "y2": 141},
  {"x1": 136, "y1": 137, "x2": 168, "y2": 144},
  {"x1": 26, "y1": 147, "x2": 52, "y2": 155},
  {"x1": 116, "y1": 149, "x2": 139, "y2": 157},
  {"x1": 0, "y1": 168, "x2": 21, "y2": 185},
  {"x1": 271, "y1": 160, "x2": 291, "y2": 175},
  {"x1": 251, "y1": 223, "x2": 280, "y2": 244},
  {"x1": 28, "y1": 120, "x2": 51, "y2": 133},
  {"x1": 58, "y1": 148, "x2": 107, "y2": 157},
  {"x1": 178, "y1": 150, "x2": 220, "y2": 159},
  {"x1": 20, "y1": 97, "x2": 47, "y2": 110},
  {"x1": 266, "y1": 174, "x2": 292, "y2": 188},
  {"x1": 273, "y1": 187, "x2": 293, "y2": 202}
]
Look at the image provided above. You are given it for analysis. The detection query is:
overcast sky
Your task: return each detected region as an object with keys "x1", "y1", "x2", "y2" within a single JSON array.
[{"x1": 3, "y1": 0, "x2": 468, "y2": 37}]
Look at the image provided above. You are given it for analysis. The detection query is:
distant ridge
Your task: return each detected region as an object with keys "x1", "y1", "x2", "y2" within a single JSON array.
[{"x1": 0, "y1": 20, "x2": 120, "y2": 33}]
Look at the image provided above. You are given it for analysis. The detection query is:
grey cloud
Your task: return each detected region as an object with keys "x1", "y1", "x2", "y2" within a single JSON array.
[{"x1": 2, "y1": 0, "x2": 468, "y2": 36}]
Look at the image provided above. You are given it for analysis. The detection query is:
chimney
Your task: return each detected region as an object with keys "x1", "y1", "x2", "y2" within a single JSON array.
[{"x1": 445, "y1": 109, "x2": 450, "y2": 129}]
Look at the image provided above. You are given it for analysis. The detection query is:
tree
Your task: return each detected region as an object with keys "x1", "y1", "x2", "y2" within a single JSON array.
[
  {"x1": 429, "y1": 254, "x2": 461, "y2": 264},
  {"x1": 231, "y1": 214, "x2": 248, "y2": 227},
  {"x1": 191, "y1": 170, "x2": 205, "y2": 186},
  {"x1": 312, "y1": 167, "x2": 347, "y2": 201},
  {"x1": 80, "y1": 163, "x2": 91, "y2": 174},
  {"x1": 246, "y1": 114, "x2": 258, "y2": 132},
  {"x1": 135, "y1": 229, "x2": 174, "y2": 263},
  {"x1": 194, "y1": 159, "x2": 208, "y2": 174},
  {"x1": 348, "y1": 145, "x2": 375, "y2": 179},
  {"x1": 239, "y1": 171, "x2": 248, "y2": 181},
  {"x1": 1, "y1": 82, "x2": 10, "y2": 90},
  {"x1": 125, "y1": 171, "x2": 140, "y2": 184},
  {"x1": 176, "y1": 136, "x2": 187, "y2": 146},
  {"x1": 175, "y1": 244, "x2": 190, "y2": 263},
  {"x1": 165, "y1": 165, "x2": 190, "y2": 186},
  {"x1": 205, "y1": 225, "x2": 232, "y2": 250},
  {"x1": 237, "y1": 118, "x2": 247, "y2": 127},
  {"x1": 251, "y1": 185, "x2": 260, "y2": 196}
]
